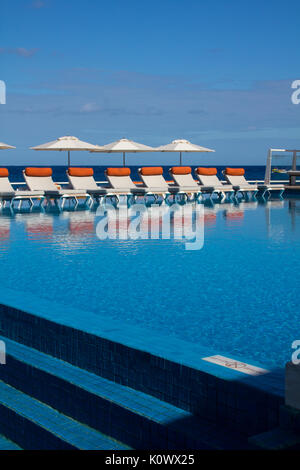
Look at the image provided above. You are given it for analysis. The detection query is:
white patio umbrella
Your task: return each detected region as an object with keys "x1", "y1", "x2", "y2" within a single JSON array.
[
  {"x1": 90, "y1": 138, "x2": 154, "y2": 166},
  {"x1": 30, "y1": 135, "x2": 103, "y2": 166},
  {"x1": 156, "y1": 139, "x2": 215, "y2": 166},
  {"x1": 0, "y1": 142, "x2": 15, "y2": 150}
]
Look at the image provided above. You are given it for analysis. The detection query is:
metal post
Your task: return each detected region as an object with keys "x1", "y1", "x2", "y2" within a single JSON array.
[
  {"x1": 123, "y1": 152, "x2": 125, "y2": 167},
  {"x1": 291, "y1": 150, "x2": 297, "y2": 185},
  {"x1": 180, "y1": 151, "x2": 182, "y2": 166},
  {"x1": 292, "y1": 150, "x2": 297, "y2": 170},
  {"x1": 264, "y1": 149, "x2": 272, "y2": 184},
  {"x1": 68, "y1": 150, "x2": 70, "y2": 167}
]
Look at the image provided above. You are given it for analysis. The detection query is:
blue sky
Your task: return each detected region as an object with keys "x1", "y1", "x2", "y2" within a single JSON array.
[{"x1": 1, "y1": 0, "x2": 300, "y2": 165}]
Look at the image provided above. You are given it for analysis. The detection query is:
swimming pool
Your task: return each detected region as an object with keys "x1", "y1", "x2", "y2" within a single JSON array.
[{"x1": 0, "y1": 197, "x2": 299, "y2": 369}]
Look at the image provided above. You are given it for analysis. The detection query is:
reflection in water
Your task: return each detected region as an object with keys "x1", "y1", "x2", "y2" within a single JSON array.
[
  {"x1": 222, "y1": 202, "x2": 259, "y2": 225},
  {"x1": 63, "y1": 211, "x2": 95, "y2": 237},
  {"x1": 288, "y1": 199, "x2": 300, "y2": 231},
  {"x1": 25, "y1": 214, "x2": 53, "y2": 239},
  {"x1": 0, "y1": 218, "x2": 10, "y2": 256},
  {"x1": 204, "y1": 212, "x2": 217, "y2": 226},
  {"x1": 264, "y1": 200, "x2": 286, "y2": 238},
  {"x1": 96, "y1": 203, "x2": 201, "y2": 243},
  {"x1": 224, "y1": 209, "x2": 244, "y2": 224},
  {"x1": 0, "y1": 199, "x2": 297, "y2": 244},
  {"x1": 0, "y1": 218, "x2": 10, "y2": 240}
]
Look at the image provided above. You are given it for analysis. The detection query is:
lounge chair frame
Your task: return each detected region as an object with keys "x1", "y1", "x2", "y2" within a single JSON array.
[
  {"x1": 0, "y1": 172, "x2": 45, "y2": 210},
  {"x1": 23, "y1": 170, "x2": 92, "y2": 209},
  {"x1": 194, "y1": 169, "x2": 235, "y2": 202}
]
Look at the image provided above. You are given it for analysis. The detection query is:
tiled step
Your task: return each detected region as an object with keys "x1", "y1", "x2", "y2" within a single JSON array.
[
  {"x1": 0, "y1": 298, "x2": 284, "y2": 437},
  {"x1": 249, "y1": 405, "x2": 300, "y2": 449},
  {"x1": 249, "y1": 427, "x2": 300, "y2": 450},
  {"x1": 0, "y1": 434, "x2": 21, "y2": 450},
  {"x1": 0, "y1": 336, "x2": 251, "y2": 449},
  {"x1": 0, "y1": 380, "x2": 130, "y2": 450}
]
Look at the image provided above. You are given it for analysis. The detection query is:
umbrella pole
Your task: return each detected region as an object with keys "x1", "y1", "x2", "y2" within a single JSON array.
[
  {"x1": 123, "y1": 152, "x2": 125, "y2": 167},
  {"x1": 180, "y1": 151, "x2": 182, "y2": 166},
  {"x1": 68, "y1": 150, "x2": 70, "y2": 167}
]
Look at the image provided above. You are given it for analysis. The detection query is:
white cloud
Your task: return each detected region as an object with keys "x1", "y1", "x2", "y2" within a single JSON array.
[
  {"x1": 0, "y1": 47, "x2": 38, "y2": 57},
  {"x1": 80, "y1": 102, "x2": 101, "y2": 113},
  {"x1": 30, "y1": 0, "x2": 46, "y2": 9}
]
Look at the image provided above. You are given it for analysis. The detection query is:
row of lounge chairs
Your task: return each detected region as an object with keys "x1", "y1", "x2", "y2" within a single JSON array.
[{"x1": 0, "y1": 166, "x2": 285, "y2": 209}]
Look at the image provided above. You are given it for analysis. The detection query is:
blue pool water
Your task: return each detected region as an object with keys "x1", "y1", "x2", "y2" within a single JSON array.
[{"x1": 0, "y1": 196, "x2": 299, "y2": 369}]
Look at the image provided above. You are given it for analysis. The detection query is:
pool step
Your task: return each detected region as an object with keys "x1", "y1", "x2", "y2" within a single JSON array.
[
  {"x1": 0, "y1": 380, "x2": 130, "y2": 450},
  {"x1": 248, "y1": 405, "x2": 300, "y2": 449},
  {"x1": 0, "y1": 335, "x2": 251, "y2": 449},
  {"x1": 249, "y1": 427, "x2": 300, "y2": 450},
  {"x1": 0, "y1": 434, "x2": 21, "y2": 450}
]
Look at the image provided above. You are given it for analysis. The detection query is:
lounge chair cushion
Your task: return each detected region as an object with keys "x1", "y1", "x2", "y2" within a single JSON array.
[
  {"x1": 46, "y1": 189, "x2": 86, "y2": 196},
  {"x1": 106, "y1": 168, "x2": 131, "y2": 177},
  {"x1": 0, "y1": 168, "x2": 9, "y2": 177},
  {"x1": 25, "y1": 167, "x2": 53, "y2": 177},
  {"x1": 143, "y1": 186, "x2": 176, "y2": 194},
  {"x1": 196, "y1": 167, "x2": 217, "y2": 175},
  {"x1": 86, "y1": 188, "x2": 107, "y2": 195},
  {"x1": 105, "y1": 168, "x2": 140, "y2": 191},
  {"x1": 170, "y1": 166, "x2": 191, "y2": 175},
  {"x1": 140, "y1": 167, "x2": 163, "y2": 176},
  {"x1": 224, "y1": 169, "x2": 257, "y2": 191},
  {"x1": 106, "y1": 187, "x2": 146, "y2": 195},
  {"x1": 170, "y1": 169, "x2": 199, "y2": 189},
  {"x1": 195, "y1": 169, "x2": 234, "y2": 191},
  {"x1": 0, "y1": 171, "x2": 15, "y2": 193},
  {"x1": 68, "y1": 168, "x2": 94, "y2": 177},
  {"x1": 225, "y1": 168, "x2": 245, "y2": 176},
  {"x1": 67, "y1": 169, "x2": 100, "y2": 191}
]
